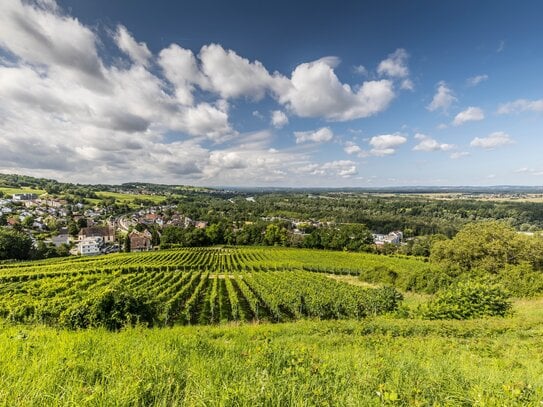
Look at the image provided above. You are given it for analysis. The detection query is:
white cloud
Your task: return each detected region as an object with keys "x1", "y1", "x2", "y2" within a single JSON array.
[
  {"x1": 353, "y1": 65, "x2": 368, "y2": 75},
  {"x1": 199, "y1": 43, "x2": 280, "y2": 100},
  {"x1": 270, "y1": 110, "x2": 289, "y2": 128},
  {"x1": 427, "y1": 81, "x2": 457, "y2": 112},
  {"x1": 452, "y1": 106, "x2": 485, "y2": 126},
  {"x1": 470, "y1": 132, "x2": 514, "y2": 149},
  {"x1": 114, "y1": 25, "x2": 152, "y2": 67},
  {"x1": 514, "y1": 167, "x2": 543, "y2": 176},
  {"x1": 299, "y1": 160, "x2": 357, "y2": 178},
  {"x1": 158, "y1": 44, "x2": 209, "y2": 105},
  {"x1": 294, "y1": 127, "x2": 334, "y2": 144},
  {"x1": 173, "y1": 103, "x2": 235, "y2": 141},
  {"x1": 400, "y1": 79, "x2": 414, "y2": 91},
  {"x1": 413, "y1": 133, "x2": 454, "y2": 152},
  {"x1": 466, "y1": 74, "x2": 488, "y2": 87},
  {"x1": 279, "y1": 57, "x2": 395, "y2": 121},
  {"x1": 497, "y1": 99, "x2": 543, "y2": 114},
  {"x1": 369, "y1": 134, "x2": 407, "y2": 156},
  {"x1": 450, "y1": 151, "x2": 470, "y2": 159},
  {"x1": 0, "y1": 0, "x2": 107, "y2": 90},
  {"x1": 0, "y1": 0, "x2": 413, "y2": 185},
  {"x1": 344, "y1": 141, "x2": 367, "y2": 157},
  {"x1": 377, "y1": 48, "x2": 409, "y2": 78}
]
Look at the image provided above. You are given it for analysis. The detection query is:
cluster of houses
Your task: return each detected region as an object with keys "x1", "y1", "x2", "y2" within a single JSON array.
[
  {"x1": 3, "y1": 192, "x2": 406, "y2": 257},
  {"x1": 0, "y1": 193, "x2": 105, "y2": 231},
  {"x1": 77, "y1": 226, "x2": 155, "y2": 256},
  {"x1": 122, "y1": 208, "x2": 208, "y2": 230},
  {"x1": 1, "y1": 195, "x2": 71, "y2": 230}
]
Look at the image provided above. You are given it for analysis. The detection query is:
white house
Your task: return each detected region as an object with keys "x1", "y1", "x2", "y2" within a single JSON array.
[
  {"x1": 373, "y1": 231, "x2": 404, "y2": 245},
  {"x1": 78, "y1": 237, "x2": 103, "y2": 256}
]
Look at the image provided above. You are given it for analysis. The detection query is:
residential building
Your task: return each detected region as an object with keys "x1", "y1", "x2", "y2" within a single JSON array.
[
  {"x1": 78, "y1": 226, "x2": 115, "y2": 243},
  {"x1": 129, "y1": 230, "x2": 152, "y2": 252},
  {"x1": 78, "y1": 237, "x2": 102, "y2": 256}
]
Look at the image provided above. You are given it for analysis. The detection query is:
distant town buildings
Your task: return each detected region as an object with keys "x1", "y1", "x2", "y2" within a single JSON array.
[
  {"x1": 12, "y1": 193, "x2": 38, "y2": 201},
  {"x1": 373, "y1": 231, "x2": 403, "y2": 246}
]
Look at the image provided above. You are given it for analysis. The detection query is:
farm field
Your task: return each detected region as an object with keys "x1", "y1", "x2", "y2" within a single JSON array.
[
  {"x1": 1, "y1": 247, "x2": 542, "y2": 405},
  {"x1": 93, "y1": 191, "x2": 168, "y2": 205},
  {"x1": 0, "y1": 186, "x2": 46, "y2": 196},
  {"x1": 0, "y1": 247, "x2": 408, "y2": 327}
]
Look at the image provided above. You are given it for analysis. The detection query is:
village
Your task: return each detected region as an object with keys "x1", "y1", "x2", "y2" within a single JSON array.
[{"x1": 0, "y1": 193, "x2": 404, "y2": 257}]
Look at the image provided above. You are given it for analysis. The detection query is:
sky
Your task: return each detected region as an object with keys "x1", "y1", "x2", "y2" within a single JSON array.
[{"x1": 0, "y1": 0, "x2": 542, "y2": 187}]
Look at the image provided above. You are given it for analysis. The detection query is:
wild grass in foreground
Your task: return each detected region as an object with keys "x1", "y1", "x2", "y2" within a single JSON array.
[{"x1": 1, "y1": 299, "x2": 542, "y2": 406}]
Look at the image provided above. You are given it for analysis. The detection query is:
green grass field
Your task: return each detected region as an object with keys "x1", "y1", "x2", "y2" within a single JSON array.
[
  {"x1": 1, "y1": 299, "x2": 542, "y2": 405},
  {"x1": 0, "y1": 186, "x2": 46, "y2": 197},
  {"x1": 1, "y1": 247, "x2": 542, "y2": 405},
  {"x1": 94, "y1": 191, "x2": 167, "y2": 204}
]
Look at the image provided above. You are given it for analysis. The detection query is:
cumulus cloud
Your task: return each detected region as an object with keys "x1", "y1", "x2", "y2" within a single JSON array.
[
  {"x1": 427, "y1": 81, "x2": 457, "y2": 112},
  {"x1": 369, "y1": 134, "x2": 407, "y2": 156},
  {"x1": 299, "y1": 160, "x2": 357, "y2": 178},
  {"x1": 452, "y1": 106, "x2": 485, "y2": 126},
  {"x1": 0, "y1": 0, "x2": 107, "y2": 90},
  {"x1": 294, "y1": 127, "x2": 334, "y2": 144},
  {"x1": 343, "y1": 141, "x2": 368, "y2": 157},
  {"x1": 0, "y1": 0, "x2": 410, "y2": 185},
  {"x1": 377, "y1": 48, "x2": 409, "y2": 78},
  {"x1": 278, "y1": 57, "x2": 395, "y2": 121},
  {"x1": 497, "y1": 99, "x2": 543, "y2": 114},
  {"x1": 413, "y1": 134, "x2": 455, "y2": 152},
  {"x1": 470, "y1": 132, "x2": 514, "y2": 149},
  {"x1": 466, "y1": 74, "x2": 488, "y2": 87},
  {"x1": 158, "y1": 44, "x2": 209, "y2": 105},
  {"x1": 114, "y1": 25, "x2": 152, "y2": 67},
  {"x1": 199, "y1": 43, "x2": 282, "y2": 100},
  {"x1": 270, "y1": 110, "x2": 289, "y2": 128}
]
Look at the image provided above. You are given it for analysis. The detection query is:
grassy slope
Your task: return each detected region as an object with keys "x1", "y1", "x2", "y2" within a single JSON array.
[
  {"x1": 0, "y1": 187, "x2": 46, "y2": 196},
  {"x1": 0, "y1": 248, "x2": 541, "y2": 405},
  {"x1": 1, "y1": 298, "x2": 542, "y2": 406}
]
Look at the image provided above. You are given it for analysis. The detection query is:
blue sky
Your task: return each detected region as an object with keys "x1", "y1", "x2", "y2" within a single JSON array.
[{"x1": 0, "y1": 0, "x2": 542, "y2": 186}]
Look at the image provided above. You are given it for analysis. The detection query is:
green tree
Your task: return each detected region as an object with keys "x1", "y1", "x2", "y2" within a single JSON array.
[
  {"x1": 0, "y1": 228, "x2": 33, "y2": 260},
  {"x1": 430, "y1": 221, "x2": 524, "y2": 273}
]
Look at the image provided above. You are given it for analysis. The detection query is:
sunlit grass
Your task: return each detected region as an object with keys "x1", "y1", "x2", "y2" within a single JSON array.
[{"x1": 1, "y1": 299, "x2": 542, "y2": 405}]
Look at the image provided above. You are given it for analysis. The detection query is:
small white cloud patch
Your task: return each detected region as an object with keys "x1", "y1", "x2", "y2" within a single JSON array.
[
  {"x1": 413, "y1": 133, "x2": 454, "y2": 152},
  {"x1": 294, "y1": 127, "x2": 334, "y2": 144},
  {"x1": 427, "y1": 81, "x2": 457, "y2": 112},
  {"x1": 470, "y1": 132, "x2": 514, "y2": 149},
  {"x1": 497, "y1": 99, "x2": 543, "y2": 114},
  {"x1": 369, "y1": 134, "x2": 407, "y2": 156},
  {"x1": 270, "y1": 110, "x2": 289, "y2": 128},
  {"x1": 452, "y1": 107, "x2": 485, "y2": 126}
]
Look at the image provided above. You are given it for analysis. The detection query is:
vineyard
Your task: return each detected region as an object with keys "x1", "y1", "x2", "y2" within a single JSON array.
[{"x1": 0, "y1": 247, "x2": 409, "y2": 327}]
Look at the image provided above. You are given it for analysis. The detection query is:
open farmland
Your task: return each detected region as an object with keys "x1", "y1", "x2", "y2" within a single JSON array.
[{"x1": 0, "y1": 247, "x2": 409, "y2": 327}]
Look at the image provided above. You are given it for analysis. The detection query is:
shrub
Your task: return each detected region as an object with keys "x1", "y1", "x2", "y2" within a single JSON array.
[
  {"x1": 421, "y1": 280, "x2": 512, "y2": 320},
  {"x1": 60, "y1": 286, "x2": 158, "y2": 330},
  {"x1": 360, "y1": 286, "x2": 404, "y2": 316}
]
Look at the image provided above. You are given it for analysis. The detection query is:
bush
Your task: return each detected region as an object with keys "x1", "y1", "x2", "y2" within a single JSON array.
[
  {"x1": 360, "y1": 286, "x2": 404, "y2": 316},
  {"x1": 421, "y1": 281, "x2": 512, "y2": 320},
  {"x1": 60, "y1": 286, "x2": 158, "y2": 330}
]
